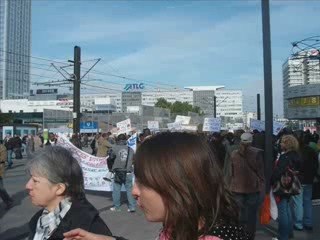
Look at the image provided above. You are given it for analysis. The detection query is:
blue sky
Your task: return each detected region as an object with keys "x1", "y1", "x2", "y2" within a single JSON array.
[{"x1": 30, "y1": 0, "x2": 320, "y2": 116}]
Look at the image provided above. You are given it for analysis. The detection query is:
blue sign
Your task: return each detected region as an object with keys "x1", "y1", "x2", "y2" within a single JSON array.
[
  {"x1": 124, "y1": 83, "x2": 145, "y2": 91},
  {"x1": 80, "y1": 122, "x2": 98, "y2": 130}
]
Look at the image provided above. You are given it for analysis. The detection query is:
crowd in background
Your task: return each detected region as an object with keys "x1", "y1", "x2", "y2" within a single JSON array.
[{"x1": 0, "y1": 127, "x2": 319, "y2": 240}]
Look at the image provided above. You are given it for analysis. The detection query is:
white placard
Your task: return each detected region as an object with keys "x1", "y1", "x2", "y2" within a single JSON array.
[
  {"x1": 181, "y1": 125, "x2": 198, "y2": 131},
  {"x1": 250, "y1": 119, "x2": 265, "y2": 132},
  {"x1": 147, "y1": 121, "x2": 159, "y2": 130},
  {"x1": 56, "y1": 134, "x2": 112, "y2": 191},
  {"x1": 250, "y1": 119, "x2": 285, "y2": 135},
  {"x1": 175, "y1": 115, "x2": 191, "y2": 124},
  {"x1": 116, "y1": 119, "x2": 131, "y2": 134},
  {"x1": 203, "y1": 118, "x2": 221, "y2": 132},
  {"x1": 273, "y1": 121, "x2": 285, "y2": 135},
  {"x1": 167, "y1": 122, "x2": 182, "y2": 131}
]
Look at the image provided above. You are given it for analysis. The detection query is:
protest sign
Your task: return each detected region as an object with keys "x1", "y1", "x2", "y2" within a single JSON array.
[
  {"x1": 203, "y1": 118, "x2": 221, "y2": 132},
  {"x1": 116, "y1": 119, "x2": 131, "y2": 135},
  {"x1": 175, "y1": 115, "x2": 191, "y2": 124},
  {"x1": 167, "y1": 122, "x2": 182, "y2": 131},
  {"x1": 147, "y1": 121, "x2": 159, "y2": 131},
  {"x1": 181, "y1": 125, "x2": 198, "y2": 131},
  {"x1": 250, "y1": 119, "x2": 285, "y2": 135}
]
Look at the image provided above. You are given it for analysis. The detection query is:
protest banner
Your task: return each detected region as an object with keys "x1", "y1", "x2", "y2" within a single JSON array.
[
  {"x1": 203, "y1": 118, "x2": 221, "y2": 132},
  {"x1": 116, "y1": 119, "x2": 131, "y2": 135},
  {"x1": 175, "y1": 115, "x2": 191, "y2": 124},
  {"x1": 56, "y1": 135, "x2": 113, "y2": 191},
  {"x1": 147, "y1": 121, "x2": 159, "y2": 131}
]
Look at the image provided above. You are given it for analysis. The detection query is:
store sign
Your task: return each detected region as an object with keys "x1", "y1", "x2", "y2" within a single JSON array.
[
  {"x1": 36, "y1": 89, "x2": 58, "y2": 94},
  {"x1": 124, "y1": 83, "x2": 145, "y2": 91},
  {"x1": 288, "y1": 96, "x2": 320, "y2": 107}
]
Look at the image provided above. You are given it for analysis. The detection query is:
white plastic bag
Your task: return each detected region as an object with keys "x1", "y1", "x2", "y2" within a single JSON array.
[{"x1": 270, "y1": 190, "x2": 278, "y2": 220}]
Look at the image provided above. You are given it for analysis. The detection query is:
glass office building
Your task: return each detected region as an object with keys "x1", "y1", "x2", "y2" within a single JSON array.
[{"x1": 0, "y1": 0, "x2": 31, "y2": 99}]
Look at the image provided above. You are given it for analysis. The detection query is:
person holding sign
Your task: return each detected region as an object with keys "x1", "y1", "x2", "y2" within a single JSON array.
[{"x1": 64, "y1": 132, "x2": 249, "y2": 240}]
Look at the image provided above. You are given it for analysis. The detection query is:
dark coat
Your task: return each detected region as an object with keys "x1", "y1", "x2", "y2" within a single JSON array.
[
  {"x1": 271, "y1": 150, "x2": 300, "y2": 185},
  {"x1": 300, "y1": 145, "x2": 319, "y2": 184},
  {"x1": 28, "y1": 198, "x2": 112, "y2": 240}
]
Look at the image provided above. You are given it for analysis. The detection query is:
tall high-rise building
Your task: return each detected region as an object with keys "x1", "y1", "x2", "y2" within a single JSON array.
[{"x1": 0, "y1": 0, "x2": 31, "y2": 99}]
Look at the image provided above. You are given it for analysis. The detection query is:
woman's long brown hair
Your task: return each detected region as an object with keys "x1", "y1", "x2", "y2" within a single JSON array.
[{"x1": 134, "y1": 132, "x2": 239, "y2": 240}]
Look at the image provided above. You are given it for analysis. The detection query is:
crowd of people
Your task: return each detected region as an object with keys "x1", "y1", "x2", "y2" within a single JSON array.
[{"x1": 0, "y1": 127, "x2": 319, "y2": 240}]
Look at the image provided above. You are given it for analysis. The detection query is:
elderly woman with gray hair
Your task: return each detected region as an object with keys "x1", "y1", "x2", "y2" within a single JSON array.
[{"x1": 26, "y1": 146, "x2": 113, "y2": 240}]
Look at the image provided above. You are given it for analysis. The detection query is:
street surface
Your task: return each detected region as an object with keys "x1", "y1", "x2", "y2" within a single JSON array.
[{"x1": 0, "y1": 148, "x2": 319, "y2": 240}]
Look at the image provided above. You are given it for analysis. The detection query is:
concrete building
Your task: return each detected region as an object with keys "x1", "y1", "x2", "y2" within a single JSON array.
[
  {"x1": 215, "y1": 89, "x2": 243, "y2": 119},
  {"x1": 142, "y1": 89, "x2": 193, "y2": 106},
  {"x1": 0, "y1": 0, "x2": 31, "y2": 99},
  {"x1": 283, "y1": 51, "x2": 320, "y2": 120}
]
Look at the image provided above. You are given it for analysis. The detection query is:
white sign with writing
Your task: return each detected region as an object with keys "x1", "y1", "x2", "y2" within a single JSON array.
[
  {"x1": 250, "y1": 119, "x2": 285, "y2": 135},
  {"x1": 147, "y1": 121, "x2": 159, "y2": 130},
  {"x1": 116, "y1": 119, "x2": 131, "y2": 134},
  {"x1": 250, "y1": 119, "x2": 265, "y2": 132},
  {"x1": 167, "y1": 122, "x2": 182, "y2": 131},
  {"x1": 56, "y1": 135, "x2": 112, "y2": 191},
  {"x1": 175, "y1": 115, "x2": 191, "y2": 125},
  {"x1": 203, "y1": 118, "x2": 221, "y2": 132},
  {"x1": 181, "y1": 125, "x2": 198, "y2": 131}
]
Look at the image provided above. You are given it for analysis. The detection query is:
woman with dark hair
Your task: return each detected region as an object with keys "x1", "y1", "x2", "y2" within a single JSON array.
[
  {"x1": 64, "y1": 132, "x2": 249, "y2": 240},
  {"x1": 26, "y1": 146, "x2": 113, "y2": 240}
]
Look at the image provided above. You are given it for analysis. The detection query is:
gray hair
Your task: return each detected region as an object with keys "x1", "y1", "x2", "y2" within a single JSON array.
[{"x1": 27, "y1": 146, "x2": 85, "y2": 200}]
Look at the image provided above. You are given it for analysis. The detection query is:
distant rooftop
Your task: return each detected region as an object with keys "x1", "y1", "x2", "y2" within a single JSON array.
[{"x1": 184, "y1": 86, "x2": 225, "y2": 91}]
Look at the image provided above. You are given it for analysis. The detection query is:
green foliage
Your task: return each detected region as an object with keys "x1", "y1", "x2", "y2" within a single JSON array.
[
  {"x1": 0, "y1": 113, "x2": 13, "y2": 124},
  {"x1": 155, "y1": 98, "x2": 202, "y2": 115},
  {"x1": 155, "y1": 98, "x2": 172, "y2": 109}
]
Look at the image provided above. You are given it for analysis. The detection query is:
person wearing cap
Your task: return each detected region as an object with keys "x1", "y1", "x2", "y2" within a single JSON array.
[{"x1": 229, "y1": 132, "x2": 265, "y2": 240}]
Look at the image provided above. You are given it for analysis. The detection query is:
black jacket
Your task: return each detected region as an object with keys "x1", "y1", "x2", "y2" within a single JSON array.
[
  {"x1": 271, "y1": 150, "x2": 301, "y2": 185},
  {"x1": 28, "y1": 198, "x2": 112, "y2": 240},
  {"x1": 300, "y1": 145, "x2": 319, "y2": 184}
]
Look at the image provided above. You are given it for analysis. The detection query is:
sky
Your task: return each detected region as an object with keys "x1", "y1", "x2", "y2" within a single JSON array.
[{"x1": 30, "y1": 0, "x2": 320, "y2": 117}]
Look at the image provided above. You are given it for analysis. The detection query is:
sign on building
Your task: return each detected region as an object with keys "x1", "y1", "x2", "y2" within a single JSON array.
[
  {"x1": 36, "y1": 89, "x2": 58, "y2": 94},
  {"x1": 124, "y1": 83, "x2": 145, "y2": 92},
  {"x1": 80, "y1": 122, "x2": 98, "y2": 133}
]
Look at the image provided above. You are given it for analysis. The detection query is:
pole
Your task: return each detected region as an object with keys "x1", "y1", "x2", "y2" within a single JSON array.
[
  {"x1": 257, "y1": 93, "x2": 261, "y2": 120},
  {"x1": 261, "y1": 0, "x2": 273, "y2": 193},
  {"x1": 213, "y1": 96, "x2": 217, "y2": 118},
  {"x1": 73, "y1": 46, "x2": 81, "y2": 134}
]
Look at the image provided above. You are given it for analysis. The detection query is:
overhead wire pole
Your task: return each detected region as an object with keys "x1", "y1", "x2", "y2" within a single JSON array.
[
  {"x1": 257, "y1": 93, "x2": 261, "y2": 120},
  {"x1": 261, "y1": 0, "x2": 273, "y2": 193},
  {"x1": 71, "y1": 46, "x2": 81, "y2": 134}
]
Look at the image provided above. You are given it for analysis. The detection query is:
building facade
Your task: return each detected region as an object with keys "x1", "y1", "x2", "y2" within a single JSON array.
[
  {"x1": 0, "y1": 0, "x2": 31, "y2": 99},
  {"x1": 283, "y1": 51, "x2": 320, "y2": 119}
]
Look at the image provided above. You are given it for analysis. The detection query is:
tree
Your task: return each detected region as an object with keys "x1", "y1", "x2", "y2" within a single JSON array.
[
  {"x1": 0, "y1": 112, "x2": 13, "y2": 125},
  {"x1": 155, "y1": 98, "x2": 172, "y2": 109},
  {"x1": 155, "y1": 99, "x2": 202, "y2": 115}
]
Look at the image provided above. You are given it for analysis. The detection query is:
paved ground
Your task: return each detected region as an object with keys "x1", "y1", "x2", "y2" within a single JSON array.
[{"x1": 0, "y1": 150, "x2": 319, "y2": 240}]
